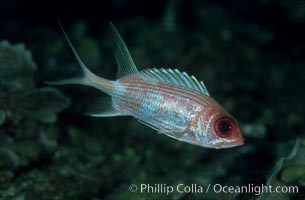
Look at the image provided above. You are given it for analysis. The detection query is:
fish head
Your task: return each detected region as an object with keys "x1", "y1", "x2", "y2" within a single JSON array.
[
  {"x1": 197, "y1": 111, "x2": 244, "y2": 149},
  {"x1": 165, "y1": 110, "x2": 244, "y2": 149}
]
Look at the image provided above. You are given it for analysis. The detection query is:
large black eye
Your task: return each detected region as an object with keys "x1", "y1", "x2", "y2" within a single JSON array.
[{"x1": 215, "y1": 116, "x2": 236, "y2": 137}]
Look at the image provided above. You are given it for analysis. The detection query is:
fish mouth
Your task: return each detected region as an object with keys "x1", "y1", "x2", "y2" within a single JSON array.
[
  {"x1": 221, "y1": 142, "x2": 243, "y2": 149},
  {"x1": 224, "y1": 134, "x2": 245, "y2": 148},
  {"x1": 213, "y1": 138, "x2": 244, "y2": 149},
  {"x1": 227, "y1": 138, "x2": 244, "y2": 148},
  {"x1": 213, "y1": 143, "x2": 243, "y2": 149}
]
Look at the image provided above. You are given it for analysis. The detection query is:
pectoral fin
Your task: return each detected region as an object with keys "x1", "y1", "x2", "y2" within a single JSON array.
[
  {"x1": 138, "y1": 120, "x2": 183, "y2": 134},
  {"x1": 138, "y1": 120, "x2": 159, "y2": 132},
  {"x1": 159, "y1": 129, "x2": 188, "y2": 139},
  {"x1": 137, "y1": 120, "x2": 187, "y2": 139}
]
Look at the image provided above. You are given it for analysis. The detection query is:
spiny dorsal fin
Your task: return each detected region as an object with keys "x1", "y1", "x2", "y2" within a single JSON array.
[
  {"x1": 84, "y1": 97, "x2": 123, "y2": 117},
  {"x1": 109, "y1": 23, "x2": 138, "y2": 78},
  {"x1": 140, "y1": 68, "x2": 210, "y2": 96}
]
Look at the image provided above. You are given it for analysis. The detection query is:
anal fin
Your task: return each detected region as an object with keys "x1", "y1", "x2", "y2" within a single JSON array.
[{"x1": 85, "y1": 97, "x2": 123, "y2": 117}]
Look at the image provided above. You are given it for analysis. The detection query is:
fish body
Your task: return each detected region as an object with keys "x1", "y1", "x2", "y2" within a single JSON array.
[{"x1": 47, "y1": 22, "x2": 244, "y2": 149}]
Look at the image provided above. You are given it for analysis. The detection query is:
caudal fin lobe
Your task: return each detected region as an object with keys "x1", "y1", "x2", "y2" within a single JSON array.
[{"x1": 45, "y1": 20, "x2": 106, "y2": 88}]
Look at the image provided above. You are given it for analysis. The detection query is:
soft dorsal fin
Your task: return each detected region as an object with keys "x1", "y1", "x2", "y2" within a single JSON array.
[
  {"x1": 140, "y1": 68, "x2": 210, "y2": 96},
  {"x1": 109, "y1": 23, "x2": 138, "y2": 78}
]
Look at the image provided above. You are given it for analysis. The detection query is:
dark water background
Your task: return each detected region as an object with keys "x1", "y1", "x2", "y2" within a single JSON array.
[{"x1": 0, "y1": 0, "x2": 305, "y2": 199}]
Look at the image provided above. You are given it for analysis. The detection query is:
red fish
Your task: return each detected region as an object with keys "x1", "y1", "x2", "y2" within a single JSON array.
[{"x1": 47, "y1": 23, "x2": 244, "y2": 149}]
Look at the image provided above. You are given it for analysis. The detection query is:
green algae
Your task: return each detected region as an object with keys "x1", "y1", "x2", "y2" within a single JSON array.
[
  {"x1": 257, "y1": 139, "x2": 301, "y2": 200},
  {"x1": 281, "y1": 165, "x2": 305, "y2": 186}
]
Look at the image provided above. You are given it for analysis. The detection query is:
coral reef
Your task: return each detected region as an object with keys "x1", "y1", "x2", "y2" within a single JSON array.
[
  {"x1": 0, "y1": 40, "x2": 70, "y2": 125},
  {"x1": 0, "y1": 40, "x2": 70, "y2": 198}
]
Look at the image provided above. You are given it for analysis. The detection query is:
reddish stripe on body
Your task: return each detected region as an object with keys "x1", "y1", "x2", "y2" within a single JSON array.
[{"x1": 120, "y1": 78, "x2": 220, "y2": 111}]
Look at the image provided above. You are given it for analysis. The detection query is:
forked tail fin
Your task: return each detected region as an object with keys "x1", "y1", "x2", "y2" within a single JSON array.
[
  {"x1": 45, "y1": 20, "x2": 108, "y2": 88},
  {"x1": 45, "y1": 21, "x2": 140, "y2": 96}
]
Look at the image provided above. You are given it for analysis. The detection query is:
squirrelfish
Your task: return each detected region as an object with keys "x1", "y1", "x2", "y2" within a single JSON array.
[{"x1": 47, "y1": 23, "x2": 244, "y2": 149}]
